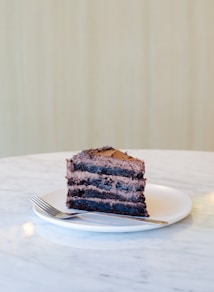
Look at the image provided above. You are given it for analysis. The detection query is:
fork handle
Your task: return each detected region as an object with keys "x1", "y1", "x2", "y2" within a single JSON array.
[{"x1": 78, "y1": 211, "x2": 168, "y2": 225}]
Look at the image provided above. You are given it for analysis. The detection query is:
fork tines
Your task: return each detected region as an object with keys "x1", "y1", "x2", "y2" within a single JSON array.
[{"x1": 29, "y1": 195, "x2": 60, "y2": 216}]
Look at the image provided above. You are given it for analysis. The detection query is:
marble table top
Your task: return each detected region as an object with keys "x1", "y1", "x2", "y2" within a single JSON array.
[{"x1": 0, "y1": 149, "x2": 214, "y2": 291}]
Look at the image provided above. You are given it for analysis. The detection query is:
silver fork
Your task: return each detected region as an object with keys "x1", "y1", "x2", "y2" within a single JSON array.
[
  {"x1": 29, "y1": 195, "x2": 86, "y2": 219},
  {"x1": 29, "y1": 194, "x2": 168, "y2": 225}
]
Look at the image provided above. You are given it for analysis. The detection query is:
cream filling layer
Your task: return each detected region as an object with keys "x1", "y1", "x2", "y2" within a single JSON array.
[
  {"x1": 67, "y1": 155, "x2": 145, "y2": 175},
  {"x1": 66, "y1": 196, "x2": 146, "y2": 207},
  {"x1": 67, "y1": 183, "x2": 145, "y2": 201},
  {"x1": 67, "y1": 170, "x2": 145, "y2": 187}
]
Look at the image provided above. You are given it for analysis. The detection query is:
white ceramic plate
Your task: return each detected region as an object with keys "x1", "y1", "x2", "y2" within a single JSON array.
[{"x1": 33, "y1": 184, "x2": 192, "y2": 233}]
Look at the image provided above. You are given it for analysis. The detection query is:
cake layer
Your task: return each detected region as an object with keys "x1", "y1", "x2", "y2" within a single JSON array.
[
  {"x1": 67, "y1": 187, "x2": 146, "y2": 203},
  {"x1": 66, "y1": 197, "x2": 149, "y2": 216},
  {"x1": 67, "y1": 171, "x2": 146, "y2": 193},
  {"x1": 72, "y1": 163, "x2": 144, "y2": 179},
  {"x1": 67, "y1": 147, "x2": 145, "y2": 179}
]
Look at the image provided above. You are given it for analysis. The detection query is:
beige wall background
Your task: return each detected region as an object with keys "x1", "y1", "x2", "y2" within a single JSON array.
[{"x1": 0, "y1": 0, "x2": 214, "y2": 158}]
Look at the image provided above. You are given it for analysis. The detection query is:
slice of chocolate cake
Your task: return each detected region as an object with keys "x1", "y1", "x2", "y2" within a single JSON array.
[{"x1": 66, "y1": 146, "x2": 149, "y2": 217}]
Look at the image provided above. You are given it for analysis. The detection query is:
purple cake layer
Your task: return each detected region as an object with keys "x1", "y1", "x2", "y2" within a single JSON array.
[
  {"x1": 67, "y1": 146, "x2": 145, "y2": 179},
  {"x1": 67, "y1": 186, "x2": 146, "y2": 203},
  {"x1": 67, "y1": 172, "x2": 146, "y2": 195},
  {"x1": 66, "y1": 197, "x2": 148, "y2": 217}
]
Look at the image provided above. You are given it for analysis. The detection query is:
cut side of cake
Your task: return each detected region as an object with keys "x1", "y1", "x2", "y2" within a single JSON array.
[{"x1": 66, "y1": 146, "x2": 149, "y2": 217}]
